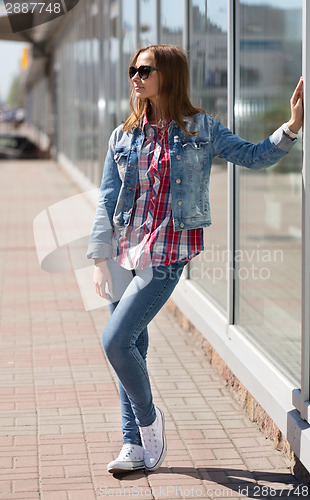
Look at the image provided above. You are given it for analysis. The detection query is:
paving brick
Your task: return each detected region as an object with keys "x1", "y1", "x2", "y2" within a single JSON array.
[
  {"x1": 40, "y1": 444, "x2": 63, "y2": 456},
  {"x1": 13, "y1": 478, "x2": 39, "y2": 492},
  {"x1": 167, "y1": 459, "x2": 195, "y2": 468},
  {"x1": 41, "y1": 477, "x2": 93, "y2": 489},
  {"x1": 40, "y1": 465, "x2": 66, "y2": 479},
  {"x1": 244, "y1": 457, "x2": 274, "y2": 470},
  {"x1": 69, "y1": 491, "x2": 97, "y2": 500},
  {"x1": 0, "y1": 437, "x2": 14, "y2": 446},
  {"x1": 42, "y1": 492, "x2": 68, "y2": 500},
  {"x1": 188, "y1": 448, "x2": 216, "y2": 460},
  {"x1": 0, "y1": 457, "x2": 13, "y2": 469},
  {"x1": 180, "y1": 429, "x2": 204, "y2": 440},
  {"x1": 64, "y1": 464, "x2": 91, "y2": 478},
  {"x1": 0, "y1": 495, "x2": 40, "y2": 500},
  {"x1": 14, "y1": 456, "x2": 38, "y2": 467},
  {"x1": 213, "y1": 448, "x2": 241, "y2": 460},
  {"x1": 0, "y1": 480, "x2": 12, "y2": 494}
]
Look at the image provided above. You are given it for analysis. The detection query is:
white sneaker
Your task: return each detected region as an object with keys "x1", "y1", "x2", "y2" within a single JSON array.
[
  {"x1": 139, "y1": 407, "x2": 167, "y2": 471},
  {"x1": 107, "y1": 444, "x2": 144, "y2": 474}
]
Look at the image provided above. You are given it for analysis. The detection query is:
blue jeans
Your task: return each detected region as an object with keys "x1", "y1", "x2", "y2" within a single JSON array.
[{"x1": 102, "y1": 258, "x2": 186, "y2": 445}]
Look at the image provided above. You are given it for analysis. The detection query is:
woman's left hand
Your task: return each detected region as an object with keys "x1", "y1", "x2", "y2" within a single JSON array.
[{"x1": 287, "y1": 77, "x2": 304, "y2": 134}]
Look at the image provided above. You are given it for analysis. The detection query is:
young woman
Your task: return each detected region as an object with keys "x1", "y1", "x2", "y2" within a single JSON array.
[{"x1": 87, "y1": 44, "x2": 303, "y2": 474}]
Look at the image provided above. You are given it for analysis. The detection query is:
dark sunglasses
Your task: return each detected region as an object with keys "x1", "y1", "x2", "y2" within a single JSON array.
[{"x1": 129, "y1": 65, "x2": 158, "y2": 80}]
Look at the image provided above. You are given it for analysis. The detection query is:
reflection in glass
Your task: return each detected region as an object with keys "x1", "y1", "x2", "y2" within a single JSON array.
[
  {"x1": 161, "y1": 0, "x2": 183, "y2": 46},
  {"x1": 121, "y1": 0, "x2": 136, "y2": 122},
  {"x1": 140, "y1": 0, "x2": 156, "y2": 46},
  {"x1": 109, "y1": 0, "x2": 120, "y2": 130},
  {"x1": 237, "y1": 0, "x2": 302, "y2": 384},
  {"x1": 54, "y1": 0, "x2": 101, "y2": 185},
  {"x1": 90, "y1": 0, "x2": 100, "y2": 185},
  {"x1": 189, "y1": 0, "x2": 228, "y2": 312}
]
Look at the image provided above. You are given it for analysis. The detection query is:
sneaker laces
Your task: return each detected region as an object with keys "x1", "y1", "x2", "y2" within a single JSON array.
[
  {"x1": 140, "y1": 422, "x2": 159, "y2": 451},
  {"x1": 118, "y1": 443, "x2": 142, "y2": 461}
]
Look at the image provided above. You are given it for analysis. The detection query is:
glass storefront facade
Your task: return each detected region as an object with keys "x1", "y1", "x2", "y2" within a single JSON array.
[
  {"x1": 54, "y1": 0, "x2": 101, "y2": 185},
  {"x1": 236, "y1": 0, "x2": 302, "y2": 385},
  {"x1": 25, "y1": 0, "x2": 310, "y2": 467},
  {"x1": 161, "y1": 0, "x2": 183, "y2": 46},
  {"x1": 48, "y1": 0, "x2": 303, "y2": 385},
  {"x1": 188, "y1": 0, "x2": 228, "y2": 311},
  {"x1": 140, "y1": 0, "x2": 156, "y2": 46}
]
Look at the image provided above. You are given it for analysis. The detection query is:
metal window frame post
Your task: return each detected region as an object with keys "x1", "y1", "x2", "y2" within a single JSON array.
[
  {"x1": 301, "y1": 0, "x2": 310, "y2": 421},
  {"x1": 227, "y1": 0, "x2": 240, "y2": 326}
]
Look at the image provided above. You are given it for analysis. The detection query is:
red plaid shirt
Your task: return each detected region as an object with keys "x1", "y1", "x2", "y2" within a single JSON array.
[{"x1": 112, "y1": 114, "x2": 203, "y2": 269}]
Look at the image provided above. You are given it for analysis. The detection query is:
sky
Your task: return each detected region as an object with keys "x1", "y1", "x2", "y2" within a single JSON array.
[
  {"x1": 0, "y1": 0, "x2": 28, "y2": 103},
  {"x1": 0, "y1": 40, "x2": 28, "y2": 104}
]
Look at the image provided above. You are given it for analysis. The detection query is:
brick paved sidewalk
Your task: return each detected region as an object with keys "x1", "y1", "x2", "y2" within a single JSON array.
[{"x1": 0, "y1": 159, "x2": 300, "y2": 499}]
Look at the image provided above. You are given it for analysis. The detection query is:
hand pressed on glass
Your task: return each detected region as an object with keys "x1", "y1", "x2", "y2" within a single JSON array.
[{"x1": 287, "y1": 77, "x2": 304, "y2": 134}]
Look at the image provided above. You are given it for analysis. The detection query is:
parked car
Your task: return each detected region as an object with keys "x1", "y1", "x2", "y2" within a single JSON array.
[
  {"x1": 0, "y1": 110, "x2": 16, "y2": 123},
  {"x1": 0, "y1": 134, "x2": 44, "y2": 160}
]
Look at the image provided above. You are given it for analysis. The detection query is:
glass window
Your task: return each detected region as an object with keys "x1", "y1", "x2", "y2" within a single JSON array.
[
  {"x1": 188, "y1": 0, "x2": 228, "y2": 312},
  {"x1": 53, "y1": 0, "x2": 101, "y2": 185},
  {"x1": 236, "y1": 0, "x2": 302, "y2": 384},
  {"x1": 140, "y1": 0, "x2": 156, "y2": 46},
  {"x1": 109, "y1": 0, "x2": 120, "y2": 129},
  {"x1": 123, "y1": 0, "x2": 136, "y2": 53},
  {"x1": 75, "y1": 12, "x2": 88, "y2": 176},
  {"x1": 56, "y1": 25, "x2": 77, "y2": 167},
  {"x1": 90, "y1": 0, "x2": 100, "y2": 185},
  {"x1": 161, "y1": 0, "x2": 183, "y2": 46},
  {"x1": 121, "y1": 0, "x2": 136, "y2": 122}
]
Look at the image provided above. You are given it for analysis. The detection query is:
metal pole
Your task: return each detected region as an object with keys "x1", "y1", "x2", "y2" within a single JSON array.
[
  {"x1": 117, "y1": 0, "x2": 122, "y2": 124},
  {"x1": 183, "y1": 0, "x2": 190, "y2": 54},
  {"x1": 97, "y1": 0, "x2": 105, "y2": 183},
  {"x1": 155, "y1": 0, "x2": 161, "y2": 44},
  {"x1": 227, "y1": 0, "x2": 240, "y2": 326},
  {"x1": 135, "y1": 0, "x2": 140, "y2": 47},
  {"x1": 301, "y1": 0, "x2": 310, "y2": 420}
]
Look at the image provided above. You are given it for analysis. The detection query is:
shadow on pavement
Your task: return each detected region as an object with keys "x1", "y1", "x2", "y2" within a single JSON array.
[{"x1": 114, "y1": 466, "x2": 302, "y2": 498}]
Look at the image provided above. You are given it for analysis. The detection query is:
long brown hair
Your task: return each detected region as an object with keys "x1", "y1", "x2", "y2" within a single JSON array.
[{"x1": 122, "y1": 44, "x2": 205, "y2": 134}]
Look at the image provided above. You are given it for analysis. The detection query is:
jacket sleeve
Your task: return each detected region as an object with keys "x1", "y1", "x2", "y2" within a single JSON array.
[
  {"x1": 211, "y1": 118, "x2": 298, "y2": 170},
  {"x1": 86, "y1": 130, "x2": 122, "y2": 259}
]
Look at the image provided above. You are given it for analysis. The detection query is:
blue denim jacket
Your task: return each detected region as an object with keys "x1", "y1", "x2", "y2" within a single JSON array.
[{"x1": 87, "y1": 112, "x2": 297, "y2": 260}]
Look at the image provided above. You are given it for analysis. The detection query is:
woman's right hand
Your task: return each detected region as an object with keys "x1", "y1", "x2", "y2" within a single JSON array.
[
  {"x1": 287, "y1": 77, "x2": 304, "y2": 133},
  {"x1": 93, "y1": 259, "x2": 113, "y2": 300}
]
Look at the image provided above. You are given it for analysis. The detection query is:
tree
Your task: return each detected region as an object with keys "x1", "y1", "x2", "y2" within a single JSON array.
[{"x1": 7, "y1": 75, "x2": 22, "y2": 108}]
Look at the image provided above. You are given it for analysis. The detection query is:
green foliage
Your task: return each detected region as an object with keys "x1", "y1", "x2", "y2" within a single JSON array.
[{"x1": 7, "y1": 75, "x2": 22, "y2": 108}]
